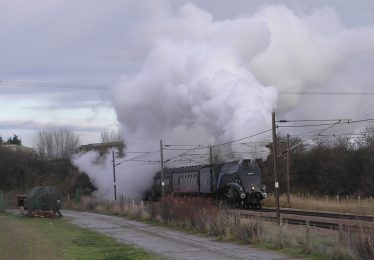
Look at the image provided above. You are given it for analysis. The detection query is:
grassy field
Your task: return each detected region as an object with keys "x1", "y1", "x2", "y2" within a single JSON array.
[
  {"x1": 0, "y1": 212, "x2": 161, "y2": 260},
  {"x1": 264, "y1": 194, "x2": 374, "y2": 216}
]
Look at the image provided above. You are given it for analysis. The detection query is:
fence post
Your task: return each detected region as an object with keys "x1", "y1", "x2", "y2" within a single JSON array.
[
  {"x1": 306, "y1": 220, "x2": 310, "y2": 248},
  {"x1": 338, "y1": 224, "x2": 344, "y2": 245},
  {"x1": 74, "y1": 187, "x2": 81, "y2": 204},
  {"x1": 279, "y1": 217, "x2": 284, "y2": 247},
  {"x1": 0, "y1": 190, "x2": 4, "y2": 211},
  {"x1": 120, "y1": 195, "x2": 124, "y2": 212}
]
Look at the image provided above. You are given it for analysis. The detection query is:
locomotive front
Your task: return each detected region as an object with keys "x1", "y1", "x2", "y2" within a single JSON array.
[{"x1": 237, "y1": 160, "x2": 266, "y2": 208}]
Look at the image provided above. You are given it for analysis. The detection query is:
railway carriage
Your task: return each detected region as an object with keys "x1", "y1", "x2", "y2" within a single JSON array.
[{"x1": 149, "y1": 159, "x2": 266, "y2": 208}]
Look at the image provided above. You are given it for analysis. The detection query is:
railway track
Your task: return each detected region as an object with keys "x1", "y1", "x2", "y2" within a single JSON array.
[
  {"x1": 231, "y1": 207, "x2": 374, "y2": 231},
  {"x1": 260, "y1": 207, "x2": 374, "y2": 222}
]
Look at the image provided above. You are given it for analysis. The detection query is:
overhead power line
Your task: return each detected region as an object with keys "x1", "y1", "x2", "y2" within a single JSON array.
[
  {"x1": 278, "y1": 122, "x2": 347, "y2": 128},
  {"x1": 278, "y1": 119, "x2": 351, "y2": 123},
  {"x1": 115, "y1": 150, "x2": 160, "y2": 166},
  {"x1": 208, "y1": 129, "x2": 272, "y2": 148},
  {"x1": 279, "y1": 118, "x2": 374, "y2": 128},
  {"x1": 2, "y1": 81, "x2": 374, "y2": 95},
  {"x1": 0, "y1": 80, "x2": 110, "y2": 90},
  {"x1": 164, "y1": 145, "x2": 203, "y2": 164},
  {"x1": 161, "y1": 128, "x2": 275, "y2": 166},
  {"x1": 280, "y1": 91, "x2": 374, "y2": 96}
]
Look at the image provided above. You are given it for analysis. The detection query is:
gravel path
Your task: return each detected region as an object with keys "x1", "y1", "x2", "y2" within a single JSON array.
[{"x1": 63, "y1": 210, "x2": 298, "y2": 260}]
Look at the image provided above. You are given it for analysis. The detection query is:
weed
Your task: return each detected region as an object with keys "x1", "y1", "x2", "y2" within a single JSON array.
[
  {"x1": 66, "y1": 195, "x2": 373, "y2": 259},
  {"x1": 348, "y1": 226, "x2": 374, "y2": 260}
]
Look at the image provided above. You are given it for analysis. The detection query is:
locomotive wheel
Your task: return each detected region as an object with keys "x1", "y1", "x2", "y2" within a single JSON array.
[
  {"x1": 225, "y1": 187, "x2": 240, "y2": 208},
  {"x1": 218, "y1": 199, "x2": 228, "y2": 209},
  {"x1": 216, "y1": 187, "x2": 241, "y2": 208}
]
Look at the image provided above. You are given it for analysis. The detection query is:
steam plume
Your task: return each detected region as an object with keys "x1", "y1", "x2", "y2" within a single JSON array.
[{"x1": 75, "y1": 3, "x2": 374, "y2": 199}]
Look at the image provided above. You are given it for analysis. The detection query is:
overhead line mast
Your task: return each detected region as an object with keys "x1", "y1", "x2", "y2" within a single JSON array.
[
  {"x1": 160, "y1": 140, "x2": 165, "y2": 198},
  {"x1": 272, "y1": 112, "x2": 281, "y2": 225}
]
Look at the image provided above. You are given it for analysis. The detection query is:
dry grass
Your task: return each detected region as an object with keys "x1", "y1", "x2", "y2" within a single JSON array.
[
  {"x1": 264, "y1": 194, "x2": 374, "y2": 216},
  {"x1": 344, "y1": 225, "x2": 374, "y2": 260},
  {"x1": 66, "y1": 196, "x2": 374, "y2": 259},
  {"x1": 5, "y1": 189, "x2": 373, "y2": 259}
]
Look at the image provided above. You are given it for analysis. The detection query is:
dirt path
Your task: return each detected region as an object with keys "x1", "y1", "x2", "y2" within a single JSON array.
[{"x1": 63, "y1": 210, "x2": 297, "y2": 260}]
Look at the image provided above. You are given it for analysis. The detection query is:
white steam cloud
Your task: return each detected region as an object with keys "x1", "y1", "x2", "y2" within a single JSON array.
[
  {"x1": 73, "y1": 152, "x2": 114, "y2": 198},
  {"x1": 114, "y1": 3, "x2": 281, "y2": 155},
  {"x1": 74, "y1": 3, "x2": 374, "y2": 200}
]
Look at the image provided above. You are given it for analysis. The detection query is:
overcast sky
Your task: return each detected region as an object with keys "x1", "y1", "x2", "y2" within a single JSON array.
[{"x1": 1, "y1": 0, "x2": 374, "y2": 147}]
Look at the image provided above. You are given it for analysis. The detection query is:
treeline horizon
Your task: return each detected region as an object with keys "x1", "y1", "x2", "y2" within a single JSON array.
[
  {"x1": 0, "y1": 129, "x2": 125, "y2": 196},
  {"x1": 261, "y1": 129, "x2": 374, "y2": 197},
  {"x1": 1, "y1": 128, "x2": 374, "y2": 197},
  {"x1": 0, "y1": 130, "x2": 96, "y2": 195}
]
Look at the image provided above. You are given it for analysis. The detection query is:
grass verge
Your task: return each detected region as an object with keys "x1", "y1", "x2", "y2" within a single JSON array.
[
  {"x1": 66, "y1": 196, "x2": 374, "y2": 260},
  {"x1": 0, "y1": 212, "x2": 160, "y2": 260}
]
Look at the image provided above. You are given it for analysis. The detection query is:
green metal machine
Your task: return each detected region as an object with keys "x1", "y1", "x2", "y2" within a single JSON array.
[{"x1": 26, "y1": 186, "x2": 63, "y2": 217}]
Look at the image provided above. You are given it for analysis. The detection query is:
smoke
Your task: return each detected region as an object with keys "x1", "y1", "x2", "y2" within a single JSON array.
[
  {"x1": 114, "y1": 3, "x2": 280, "y2": 156},
  {"x1": 73, "y1": 152, "x2": 114, "y2": 199},
  {"x1": 73, "y1": 151, "x2": 155, "y2": 200},
  {"x1": 250, "y1": 5, "x2": 374, "y2": 114},
  {"x1": 74, "y1": 2, "x2": 374, "y2": 200}
]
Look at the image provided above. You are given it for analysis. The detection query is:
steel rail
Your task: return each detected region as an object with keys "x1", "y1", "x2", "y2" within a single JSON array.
[
  {"x1": 259, "y1": 207, "x2": 374, "y2": 222},
  {"x1": 228, "y1": 208, "x2": 374, "y2": 231}
]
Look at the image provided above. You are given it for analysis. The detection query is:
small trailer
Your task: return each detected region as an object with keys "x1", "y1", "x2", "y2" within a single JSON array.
[{"x1": 17, "y1": 186, "x2": 63, "y2": 218}]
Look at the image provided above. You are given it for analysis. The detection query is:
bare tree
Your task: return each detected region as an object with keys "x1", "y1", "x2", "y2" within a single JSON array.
[
  {"x1": 101, "y1": 129, "x2": 125, "y2": 143},
  {"x1": 37, "y1": 129, "x2": 80, "y2": 160},
  {"x1": 101, "y1": 130, "x2": 126, "y2": 157},
  {"x1": 100, "y1": 129, "x2": 126, "y2": 157},
  {"x1": 362, "y1": 126, "x2": 374, "y2": 149}
]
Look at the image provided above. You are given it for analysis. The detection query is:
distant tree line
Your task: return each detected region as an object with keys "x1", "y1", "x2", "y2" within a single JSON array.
[
  {"x1": 0, "y1": 129, "x2": 96, "y2": 196},
  {"x1": 3, "y1": 126, "x2": 373, "y2": 197},
  {"x1": 0, "y1": 134, "x2": 22, "y2": 145},
  {"x1": 261, "y1": 127, "x2": 374, "y2": 197}
]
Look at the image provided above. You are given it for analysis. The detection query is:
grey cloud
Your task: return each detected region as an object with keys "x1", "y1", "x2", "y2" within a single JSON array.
[{"x1": 0, "y1": 119, "x2": 109, "y2": 132}]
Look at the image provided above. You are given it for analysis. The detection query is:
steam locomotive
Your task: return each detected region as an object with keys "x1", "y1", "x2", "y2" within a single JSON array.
[{"x1": 148, "y1": 159, "x2": 266, "y2": 208}]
